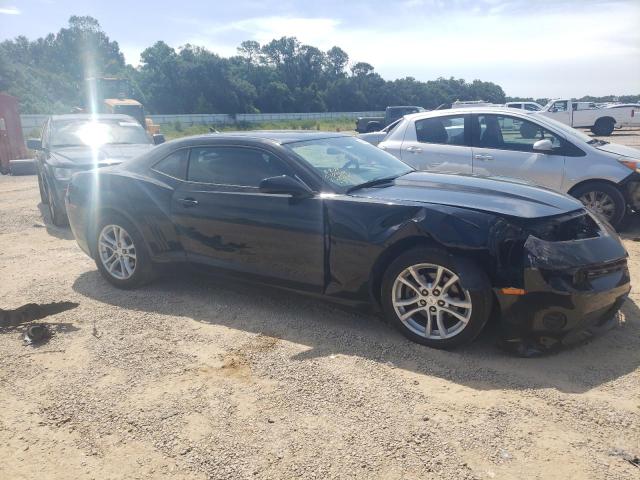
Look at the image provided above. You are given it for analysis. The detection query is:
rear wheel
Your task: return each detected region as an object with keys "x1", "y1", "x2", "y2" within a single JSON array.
[
  {"x1": 381, "y1": 248, "x2": 492, "y2": 349},
  {"x1": 519, "y1": 122, "x2": 538, "y2": 139},
  {"x1": 572, "y1": 181, "x2": 626, "y2": 227},
  {"x1": 94, "y1": 214, "x2": 155, "y2": 289},
  {"x1": 591, "y1": 118, "x2": 615, "y2": 136}
]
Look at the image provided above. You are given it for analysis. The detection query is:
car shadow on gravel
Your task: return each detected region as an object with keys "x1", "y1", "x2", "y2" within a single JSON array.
[{"x1": 72, "y1": 268, "x2": 640, "y2": 394}]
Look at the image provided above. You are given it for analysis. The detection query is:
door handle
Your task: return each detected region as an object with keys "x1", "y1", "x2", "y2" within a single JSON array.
[
  {"x1": 406, "y1": 146, "x2": 423, "y2": 153},
  {"x1": 179, "y1": 197, "x2": 199, "y2": 207},
  {"x1": 474, "y1": 154, "x2": 494, "y2": 161}
]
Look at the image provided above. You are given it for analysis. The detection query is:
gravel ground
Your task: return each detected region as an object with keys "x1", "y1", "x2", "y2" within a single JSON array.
[{"x1": 1, "y1": 128, "x2": 639, "y2": 480}]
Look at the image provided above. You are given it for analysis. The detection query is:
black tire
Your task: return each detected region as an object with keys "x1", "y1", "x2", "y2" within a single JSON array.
[
  {"x1": 571, "y1": 182, "x2": 626, "y2": 227},
  {"x1": 380, "y1": 247, "x2": 493, "y2": 350},
  {"x1": 37, "y1": 171, "x2": 48, "y2": 205},
  {"x1": 591, "y1": 118, "x2": 615, "y2": 136},
  {"x1": 519, "y1": 122, "x2": 538, "y2": 139},
  {"x1": 93, "y1": 213, "x2": 155, "y2": 289},
  {"x1": 45, "y1": 176, "x2": 68, "y2": 227}
]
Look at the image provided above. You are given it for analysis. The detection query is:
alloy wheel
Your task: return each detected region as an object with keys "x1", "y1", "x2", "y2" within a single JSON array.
[
  {"x1": 98, "y1": 224, "x2": 137, "y2": 280},
  {"x1": 391, "y1": 263, "x2": 472, "y2": 340},
  {"x1": 578, "y1": 191, "x2": 616, "y2": 222}
]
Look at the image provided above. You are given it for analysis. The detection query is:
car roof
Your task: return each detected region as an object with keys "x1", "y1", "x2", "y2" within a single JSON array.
[
  {"x1": 50, "y1": 113, "x2": 139, "y2": 122},
  {"x1": 171, "y1": 130, "x2": 350, "y2": 145},
  {"x1": 404, "y1": 106, "x2": 518, "y2": 119}
]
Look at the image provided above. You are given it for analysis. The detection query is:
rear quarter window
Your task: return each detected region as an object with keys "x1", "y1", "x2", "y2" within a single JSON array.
[{"x1": 152, "y1": 149, "x2": 189, "y2": 179}]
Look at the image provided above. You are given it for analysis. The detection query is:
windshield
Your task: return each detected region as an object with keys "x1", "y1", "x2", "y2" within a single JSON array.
[
  {"x1": 51, "y1": 119, "x2": 150, "y2": 148},
  {"x1": 286, "y1": 136, "x2": 413, "y2": 192}
]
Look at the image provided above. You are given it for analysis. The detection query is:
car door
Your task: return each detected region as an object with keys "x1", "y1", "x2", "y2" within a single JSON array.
[
  {"x1": 470, "y1": 113, "x2": 565, "y2": 190},
  {"x1": 399, "y1": 114, "x2": 472, "y2": 173},
  {"x1": 171, "y1": 145, "x2": 325, "y2": 292}
]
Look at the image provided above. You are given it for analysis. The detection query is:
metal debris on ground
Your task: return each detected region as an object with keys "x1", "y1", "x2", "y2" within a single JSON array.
[{"x1": 23, "y1": 324, "x2": 51, "y2": 345}]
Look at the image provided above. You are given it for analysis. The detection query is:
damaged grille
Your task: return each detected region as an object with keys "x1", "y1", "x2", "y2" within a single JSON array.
[
  {"x1": 581, "y1": 259, "x2": 628, "y2": 280},
  {"x1": 526, "y1": 210, "x2": 600, "y2": 241}
]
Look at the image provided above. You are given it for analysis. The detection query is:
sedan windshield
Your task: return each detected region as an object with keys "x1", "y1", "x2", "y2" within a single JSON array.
[
  {"x1": 286, "y1": 136, "x2": 413, "y2": 192},
  {"x1": 51, "y1": 119, "x2": 150, "y2": 148}
]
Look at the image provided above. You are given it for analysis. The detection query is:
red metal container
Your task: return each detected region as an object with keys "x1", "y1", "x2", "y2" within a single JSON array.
[{"x1": 0, "y1": 93, "x2": 28, "y2": 173}]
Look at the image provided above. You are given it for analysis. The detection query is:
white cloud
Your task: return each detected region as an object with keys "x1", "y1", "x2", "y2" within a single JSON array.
[{"x1": 0, "y1": 5, "x2": 20, "y2": 14}]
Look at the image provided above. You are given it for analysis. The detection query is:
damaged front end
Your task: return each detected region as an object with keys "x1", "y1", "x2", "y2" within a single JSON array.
[{"x1": 494, "y1": 209, "x2": 630, "y2": 355}]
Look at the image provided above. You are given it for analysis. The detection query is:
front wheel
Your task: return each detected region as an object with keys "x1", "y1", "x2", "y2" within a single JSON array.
[
  {"x1": 45, "y1": 177, "x2": 68, "y2": 227},
  {"x1": 94, "y1": 214, "x2": 155, "y2": 289},
  {"x1": 572, "y1": 182, "x2": 626, "y2": 227},
  {"x1": 381, "y1": 248, "x2": 492, "y2": 349},
  {"x1": 37, "y1": 171, "x2": 48, "y2": 205}
]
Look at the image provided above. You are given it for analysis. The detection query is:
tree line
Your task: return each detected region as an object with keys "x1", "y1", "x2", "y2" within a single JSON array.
[{"x1": 1, "y1": 16, "x2": 637, "y2": 115}]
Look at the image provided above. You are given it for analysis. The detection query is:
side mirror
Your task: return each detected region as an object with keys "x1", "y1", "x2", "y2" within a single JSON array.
[
  {"x1": 259, "y1": 175, "x2": 312, "y2": 197},
  {"x1": 533, "y1": 139, "x2": 553, "y2": 152},
  {"x1": 27, "y1": 138, "x2": 42, "y2": 150},
  {"x1": 153, "y1": 134, "x2": 165, "y2": 145}
]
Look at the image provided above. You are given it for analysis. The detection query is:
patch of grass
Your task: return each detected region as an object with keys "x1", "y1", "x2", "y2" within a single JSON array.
[{"x1": 160, "y1": 117, "x2": 356, "y2": 140}]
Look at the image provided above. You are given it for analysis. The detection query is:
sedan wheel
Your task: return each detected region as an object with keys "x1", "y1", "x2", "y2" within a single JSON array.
[
  {"x1": 572, "y1": 181, "x2": 626, "y2": 227},
  {"x1": 381, "y1": 247, "x2": 492, "y2": 349},
  {"x1": 98, "y1": 224, "x2": 137, "y2": 280},
  {"x1": 392, "y1": 263, "x2": 472, "y2": 340},
  {"x1": 578, "y1": 191, "x2": 616, "y2": 222}
]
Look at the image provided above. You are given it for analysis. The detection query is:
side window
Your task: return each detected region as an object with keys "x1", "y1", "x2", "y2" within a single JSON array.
[
  {"x1": 415, "y1": 116, "x2": 466, "y2": 146},
  {"x1": 188, "y1": 147, "x2": 292, "y2": 187},
  {"x1": 552, "y1": 101, "x2": 568, "y2": 112},
  {"x1": 152, "y1": 149, "x2": 189, "y2": 179},
  {"x1": 476, "y1": 115, "x2": 562, "y2": 153},
  {"x1": 524, "y1": 103, "x2": 539, "y2": 111},
  {"x1": 510, "y1": 103, "x2": 522, "y2": 109}
]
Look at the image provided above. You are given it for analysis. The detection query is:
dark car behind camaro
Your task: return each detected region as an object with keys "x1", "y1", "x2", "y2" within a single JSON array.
[
  {"x1": 28, "y1": 113, "x2": 164, "y2": 226},
  {"x1": 65, "y1": 132, "x2": 631, "y2": 352}
]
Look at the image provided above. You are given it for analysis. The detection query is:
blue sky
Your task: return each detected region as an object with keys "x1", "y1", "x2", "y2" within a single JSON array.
[{"x1": 1, "y1": 0, "x2": 639, "y2": 98}]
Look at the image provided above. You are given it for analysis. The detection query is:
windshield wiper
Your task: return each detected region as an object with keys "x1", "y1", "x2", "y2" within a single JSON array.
[{"x1": 346, "y1": 175, "x2": 402, "y2": 194}]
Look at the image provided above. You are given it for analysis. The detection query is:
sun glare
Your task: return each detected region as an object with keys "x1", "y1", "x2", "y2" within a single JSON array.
[{"x1": 75, "y1": 121, "x2": 110, "y2": 148}]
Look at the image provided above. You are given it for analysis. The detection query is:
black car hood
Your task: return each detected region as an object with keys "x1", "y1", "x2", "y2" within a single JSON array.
[
  {"x1": 48, "y1": 144, "x2": 154, "y2": 168},
  {"x1": 349, "y1": 171, "x2": 583, "y2": 218}
]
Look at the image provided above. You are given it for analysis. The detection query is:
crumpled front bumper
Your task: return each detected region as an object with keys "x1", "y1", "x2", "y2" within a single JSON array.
[{"x1": 496, "y1": 224, "x2": 631, "y2": 355}]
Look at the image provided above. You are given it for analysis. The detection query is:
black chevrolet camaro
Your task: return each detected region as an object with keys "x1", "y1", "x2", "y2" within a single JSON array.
[{"x1": 65, "y1": 132, "x2": 631, "y2": 351}]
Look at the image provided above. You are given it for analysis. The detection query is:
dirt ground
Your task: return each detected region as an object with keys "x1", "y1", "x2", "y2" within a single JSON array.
[{"x1": 1, "y1": 129, "x2": 639, "y2": 480}]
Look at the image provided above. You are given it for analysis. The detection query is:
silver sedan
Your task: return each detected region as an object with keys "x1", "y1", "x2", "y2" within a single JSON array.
[{"x1": 378, "y1": 107, "x2": 640, "y2": 226}]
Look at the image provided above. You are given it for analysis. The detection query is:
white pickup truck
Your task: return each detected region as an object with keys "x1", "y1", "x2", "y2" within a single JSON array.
[{"x1": 534, "y1": 99, "x2": 635, "y2": 136}]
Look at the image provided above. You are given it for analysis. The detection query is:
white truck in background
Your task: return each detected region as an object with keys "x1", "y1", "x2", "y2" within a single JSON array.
[
  {"x1": 604, "y1": 103, "x2": 640, "y2": 128},
  {"x1": 535, "y1": 99, "x2": 634, "y2": 135}
]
